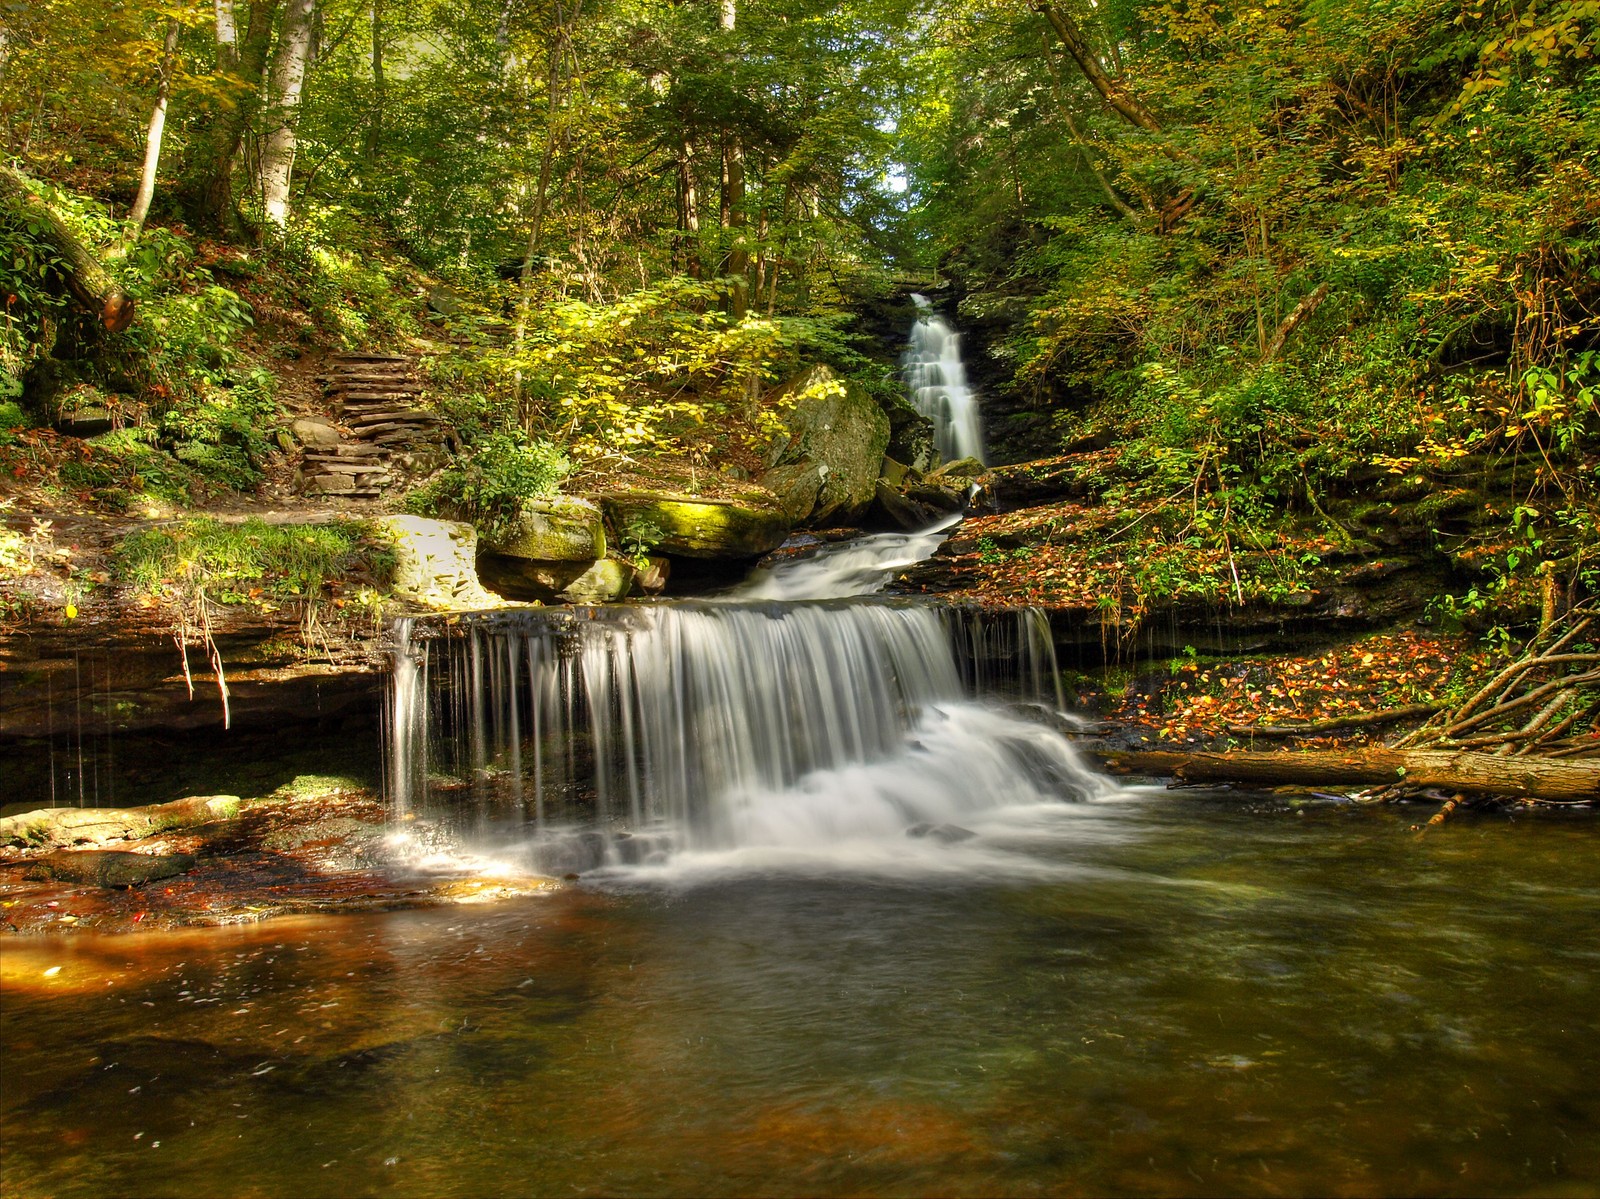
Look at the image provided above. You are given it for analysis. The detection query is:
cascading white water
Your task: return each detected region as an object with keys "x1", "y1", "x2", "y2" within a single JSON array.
[
  {"x1": 728, "y1": 515, "x2": 959, "y2": 601},
  {"x1": 388, "y1": 597, "x2": 1108, "y2": 873},
  {"x1": 387, "y1": 480, "x2": 1109, "y2": 877},
  {"x1": 904, "y1": 293, "x2": 985, "y2": 465}
]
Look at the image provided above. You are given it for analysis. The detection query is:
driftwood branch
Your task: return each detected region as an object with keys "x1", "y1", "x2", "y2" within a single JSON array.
[
  {"x1": 1227, "y1": 702, "x2": 1441, "y2": 739},
  {"x1": 1390, "y1": 602, "x2": 1599, "y2": 759},
  {"x1": 1094, "y1": 748, "x2": 1600, "y2": 803},
  {"x1": 0, "y1": 166, "x2": 135, "y2": 332}
]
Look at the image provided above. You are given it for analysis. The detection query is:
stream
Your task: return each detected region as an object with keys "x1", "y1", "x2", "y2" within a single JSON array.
[
  {"x1": 3, "y1": 310, "x2": 1596, "y2": 1198},
  {"x1": 3, "y1": 802, "x2": 1597, "y2": 1197}
]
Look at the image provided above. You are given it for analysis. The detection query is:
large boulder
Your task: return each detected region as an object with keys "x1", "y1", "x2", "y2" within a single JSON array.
[
  {"x1": 758, "y1": 463, "x2": 827, "y2": 525},
  {"x1": 599, "y1": 491, "x2": 792, "y2": 559},
  {"x1": 876, "y1": 388, "x2": 938, "y2": 473},
  {"x1": 372, "y1": 515, "x2": 502, "y2": 609},
  {"x1": 870, "y1": 478, "x2": 945, "y2": 531},
  {"x1": 477, "y1": 497, "x2": 610, "y2": 602},
  {"x1": 485, "y1": 497, "x2": 605, "y2": 562},
  {"x1": 767, "y1": 366, "x2": 890, "y2": 525}
]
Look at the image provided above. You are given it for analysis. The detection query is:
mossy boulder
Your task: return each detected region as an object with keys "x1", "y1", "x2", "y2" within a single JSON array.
[
  {"x1": 484, "y1": 497, "x2": 605, "y2": 562},
  {"x1": 767, "y1": 366, "x2": 891, "y2": 525},
  {"x1": 561, "y1": 558, "x2": 636, "y2": 603},
  {"x1": 599, "y1": 491, "x2": 792, "y2": 559}
]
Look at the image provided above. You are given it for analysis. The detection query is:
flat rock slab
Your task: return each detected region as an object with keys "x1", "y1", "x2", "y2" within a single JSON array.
[
  {"x1": 0, "y1": 796, "x2": 241, "y2": 848},
  {"x1": 29, "y1": 850, "x2": 197, "y2": 888},
  {"x1": 0, "y1": 790, "x2": 556, "y2": 934}
]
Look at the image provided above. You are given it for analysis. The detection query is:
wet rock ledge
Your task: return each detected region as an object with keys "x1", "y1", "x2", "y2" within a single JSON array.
[{"x1": 0, "y1": 787, "x2": 552, "y2": 935}]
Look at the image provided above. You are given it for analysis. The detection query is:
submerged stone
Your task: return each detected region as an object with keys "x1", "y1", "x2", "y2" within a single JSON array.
[{"x1": 30, "y1": 850, "x2": 197, "y2": 888}]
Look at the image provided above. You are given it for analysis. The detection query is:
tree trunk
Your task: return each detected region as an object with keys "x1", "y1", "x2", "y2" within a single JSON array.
[
  {"x1": 215, "y1": 0, "x2": 240, "y2": 69},
  {"x1": 723, "y1": 137, "x2": 747, "y2": 318},
  {"x1": 1093, "y1": 748, "x2": 1600, "y2": 803},
  {"x1": 0, "y1": 168, "x2": 135, "y2": 332},
  {"x1": 1030, "y1": 1, "x2": 1161, "y2": 132},
  {"x1": 677, "y1": 137, "x2": 702, "y2": 279},
  {"x1": 365, "y1": 0, "x2": 384, "y2": 161},
  {"x1": 260, "y1": 0, "x2": 317, "y2": 227},
  {"x1": 181, "y1": 0, "x2": 276, "y2": 233},
  {"x1": 125, "y1": 21, "x2": 182, "y2": 245},
  {"x1": 1262, "y1": 282, "x2": 1330, "y2": 362}
]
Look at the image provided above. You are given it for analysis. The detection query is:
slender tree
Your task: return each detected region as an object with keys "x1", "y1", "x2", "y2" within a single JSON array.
[{"x1": 125, "y1": 20, "x2": 183, "y2": 245}]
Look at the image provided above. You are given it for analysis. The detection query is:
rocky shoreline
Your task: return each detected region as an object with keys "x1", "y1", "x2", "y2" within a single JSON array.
[{"x1": 0, "y1": 788, "x2": 554, "y2": 936}]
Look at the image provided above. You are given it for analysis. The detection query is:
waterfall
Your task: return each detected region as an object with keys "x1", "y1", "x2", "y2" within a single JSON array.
[
  {"x1": 387, "y1": 600, "x2": 1107, "y2": 871},
  {"x1": 904, "y1": 294, "x2": 985, "y2": 465}
]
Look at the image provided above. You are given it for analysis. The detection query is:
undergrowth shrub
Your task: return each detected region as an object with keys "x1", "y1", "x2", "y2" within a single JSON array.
[{"x1": 406, "y1": 431, "x2": 571, "y2": 541}]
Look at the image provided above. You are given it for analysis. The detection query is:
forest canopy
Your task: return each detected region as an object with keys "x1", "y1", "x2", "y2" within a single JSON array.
[{"x1": 2, "y1": 0, "x2": 1597, "y2": 617}]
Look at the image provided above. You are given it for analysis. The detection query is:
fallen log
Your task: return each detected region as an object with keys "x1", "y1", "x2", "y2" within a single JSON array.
[
  {"x1": 1092, "y1": 748, "x2": 1600, "y2": 803},
  {"x1": 1227, "y1": 703, "x2": 1442, "y2": 738},
  {"x1": 1, "y1": 166, "x2": 135, "y2": 332}
]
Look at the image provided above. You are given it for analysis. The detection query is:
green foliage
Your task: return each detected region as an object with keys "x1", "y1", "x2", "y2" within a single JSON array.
[
  {"x1": 897, "y1": 0, "x2": 1599, "y2": 611},
  {"x1": 0, "y1": 401, "x2": 26, "y2": 448},
  {"x1": 406, "y1": 431, "x2": 571, "y2": 541},
  {"x1": 495, "y1": 278, "x2": 799, "y2": 454},
  {"x1": 114, "y1": 518, "x2": 369, "y2": 606},
  {"x1": 260, "y1": 213, "x2": 425, "y2": 348},
  {"x1": 0, "y1": 208, "x2": 70, "y2": 393}
]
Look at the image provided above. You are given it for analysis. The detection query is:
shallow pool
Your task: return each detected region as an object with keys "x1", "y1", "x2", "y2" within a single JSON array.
[{"x1": 3, "y1": 793, "x2": 1596, "y2": 1197}]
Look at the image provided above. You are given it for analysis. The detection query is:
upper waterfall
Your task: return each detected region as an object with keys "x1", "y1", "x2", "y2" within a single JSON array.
[{"x1": 904, "y1": 294, "x2": 985, "y2": 465}]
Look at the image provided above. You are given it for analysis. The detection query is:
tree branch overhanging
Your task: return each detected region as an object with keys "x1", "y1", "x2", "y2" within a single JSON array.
[{"x1": 1029, "y1": 1, "x2": 1161, "y2": 132}]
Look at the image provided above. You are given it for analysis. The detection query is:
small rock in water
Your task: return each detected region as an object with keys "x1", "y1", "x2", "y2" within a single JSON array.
[
  {"x1": 905, "y1": 822, "x2": 935, "y2": 839},
  {"x1": 904, "y1": 822, "x2": 976, "y2": 843}
]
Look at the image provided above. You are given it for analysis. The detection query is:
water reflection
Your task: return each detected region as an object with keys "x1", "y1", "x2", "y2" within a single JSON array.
[{"x1": 3, "y1": 797, "x2": 1597, "y2": 1198}]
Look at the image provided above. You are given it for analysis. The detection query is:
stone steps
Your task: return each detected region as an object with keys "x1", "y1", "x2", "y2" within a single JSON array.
[{"x1": 299, "y1": 351, "x2": 445, "y2": 500}]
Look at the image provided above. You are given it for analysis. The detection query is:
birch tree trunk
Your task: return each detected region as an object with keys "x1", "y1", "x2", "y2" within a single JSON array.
[
  {"x1": 126, "y1": 22, "x2": 182, "y2": 244},
  {"x1": 215, "y1": 0, "x2": 240, "y2": 68},
  {"x1": 260, "y1": 0, "x2": 317, "y2": 228}
]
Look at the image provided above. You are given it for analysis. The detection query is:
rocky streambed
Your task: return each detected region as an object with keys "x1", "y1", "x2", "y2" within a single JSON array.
[{"x1": 0, "y1": 788, "x2": 553, "y2": 936}]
